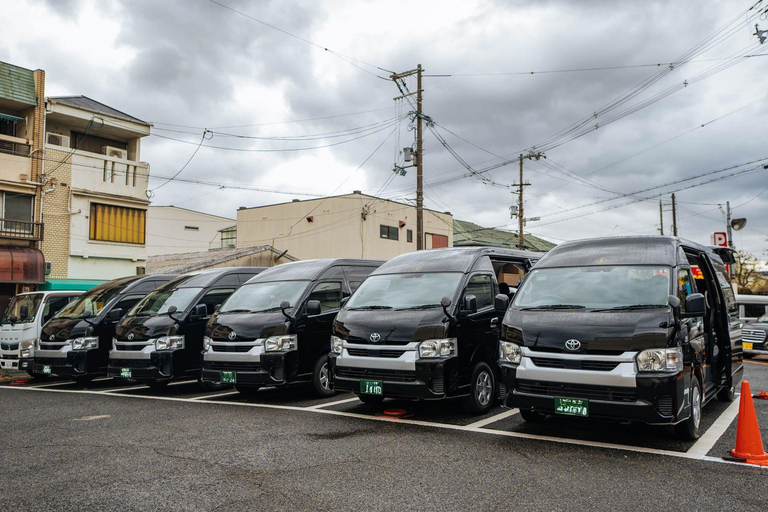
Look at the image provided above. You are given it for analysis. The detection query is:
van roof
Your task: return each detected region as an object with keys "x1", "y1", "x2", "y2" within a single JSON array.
[
  {"x1": 167, "y1": 267, "x2": 266, "y2": 289},
  {"x1": 246, "y1": 259, "x2": 384, "y2": 283},
  {"x1": 371, "y1": 247, "x2": 542, "y2": 275},
  {"x1": 533, "y1": 236, "x2": 714, "y2": 269}
]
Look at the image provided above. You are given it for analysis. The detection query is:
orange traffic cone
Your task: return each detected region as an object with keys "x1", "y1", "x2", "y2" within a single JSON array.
[{"x1": 730, "y1": 380, "x2": 768, "y2": 466}]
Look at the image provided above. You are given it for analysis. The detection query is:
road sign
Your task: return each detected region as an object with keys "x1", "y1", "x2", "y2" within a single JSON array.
[{"x1": 711, "y1": 232, "x2": 728, "y2": 247}]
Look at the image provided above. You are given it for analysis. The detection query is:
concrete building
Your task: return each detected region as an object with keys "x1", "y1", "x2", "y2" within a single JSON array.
[
  {"x1": 40, "y1": 96, "x2": 152, "y2": 288},
  {"x1": 0, "y1": 61, "x2": 46, "y2": 313},
  {"x1": 236, "y1": 192, "x2": 453, "y2": 260},
  {"x1": 146, "y1": 206, "x2": 235, "y2": 256}
]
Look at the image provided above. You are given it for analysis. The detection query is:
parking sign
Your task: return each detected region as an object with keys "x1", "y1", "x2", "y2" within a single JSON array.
[{"x1": 711, "y1": 232, "x2": 728, "y2": 247}]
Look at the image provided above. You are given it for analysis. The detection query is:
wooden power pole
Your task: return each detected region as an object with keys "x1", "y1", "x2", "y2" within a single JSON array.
[
  {"x1": 514, "y1": 152, "x2": 544, "y2": 249},
  {"x1": 671, "y1": 193, "x2": 678, "y2": 236},
  {"x1": 659, "y1": 200, "x2": 664, "y2": 235}
]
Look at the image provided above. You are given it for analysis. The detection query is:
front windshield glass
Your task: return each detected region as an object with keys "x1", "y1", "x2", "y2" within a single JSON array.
[
  {"x1": 56, "y1": 286, "x2": 125, "y2": 319},
  {"x1": 346, "y1": 272, "x2": 464, "y2": 310},
  {"x1": 513, "y1": 266, "x2": 671, "y2": 310},
  {"x1": 128, "y1": 287, "x2": 203, "y2": 317},
  {"x1": 756, "y1": 314, "x2": 768, "y2": 323},
  {"x1": 219, "y1": 280, "x2": 310, "y2": 313},
  {"x1": 2, "y1": 294, "x2": 43, "y2": 324}
]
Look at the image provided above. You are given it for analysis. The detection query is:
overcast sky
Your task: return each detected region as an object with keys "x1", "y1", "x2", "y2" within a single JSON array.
[{"x1": 4, "y1": 0, "x2": 767, "y2": 258}]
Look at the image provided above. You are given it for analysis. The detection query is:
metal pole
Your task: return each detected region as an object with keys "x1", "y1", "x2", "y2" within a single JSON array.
[
  {"x1": 726, "y1": 200, "x2": 733, "y2": 247},
  {"x1": 659, "y1": 200, "x2": 664, "y2": 235},
  {"x1": 518, "y1": 154, "x2": 525, "y2": 249},
  {"x1": 416, "y1": 64, "x2": 424, "y2": 250},
  {"x1": 671, "y1": 193, "x2": 678, "y2": 236}
]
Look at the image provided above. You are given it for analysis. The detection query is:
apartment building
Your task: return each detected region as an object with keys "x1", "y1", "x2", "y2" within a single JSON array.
[
  {"x1": 40, "y1": 95, "x2": 152, "y2": 288},
  {"x1": 0, "y1": 61, "x2": 46, "y2": 312},
  {"x1": 146, "y1": 206, "x2": 235, "y2": 256}
]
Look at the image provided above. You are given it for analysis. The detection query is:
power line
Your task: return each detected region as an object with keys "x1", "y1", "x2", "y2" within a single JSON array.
[{"x1": 150, "y1": 129, "x2": 212, "y2": 193}]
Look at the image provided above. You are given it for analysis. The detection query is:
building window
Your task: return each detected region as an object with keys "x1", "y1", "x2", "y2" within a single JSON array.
[
  {"x1": 89, "y1": 203, "x2": 146, "y2": 244},
  {"x1": 380, "y1": 224, "x2": 399, "y2": 240},
  {"x1": 1, "y1": 191, "x2": 34, "y2": 233},
  {"x1": 184, "y1": 226, "x2": 199, "y2": 231},
  {"x1": 220, "y1": 226, "x2": 236, "y2": 248},
  {"x1": 407, "y1": 229, "x2": 413, "y2": 243}
]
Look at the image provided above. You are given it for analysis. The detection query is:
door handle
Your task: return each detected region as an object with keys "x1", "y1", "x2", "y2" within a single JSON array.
[{"x1": 490, "y1": 318, "x2": 499, "y2": 328}]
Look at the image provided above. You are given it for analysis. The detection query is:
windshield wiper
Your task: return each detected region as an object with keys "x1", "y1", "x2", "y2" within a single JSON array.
[
  {"x1": 593, "y1": 304, "x2": 667, "y2": 312},
  {"x1": 221, "y1": 309, "x2": 253, "y2": 314},
  {"x1": 395, "y1": 304, "x2": 442, "y2": 310},
  {"x1": 251, "y1": 307, "x2": 284, "y2": 313},
  {"x1": 520, "y1": 304, "x2": 586, "y2": 310},
  {"x1": 347, "y1": 305, "x2": 394, "y2": 310}
]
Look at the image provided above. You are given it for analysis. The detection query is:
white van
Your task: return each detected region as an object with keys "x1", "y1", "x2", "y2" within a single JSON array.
[
  {"x1": 0, "y1": 291, "x2": 82, "y2": 374},
  {"x1": 735, "y1": 294, "x2": 768, "y2": 323}
]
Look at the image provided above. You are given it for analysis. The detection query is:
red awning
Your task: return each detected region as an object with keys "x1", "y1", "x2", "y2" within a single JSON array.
[{"x1": 0, "y1": 247, "x2": 45, "y2": 284}]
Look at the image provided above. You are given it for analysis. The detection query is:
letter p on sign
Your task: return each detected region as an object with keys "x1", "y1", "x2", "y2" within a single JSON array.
[{"x1": 711, "y1": 232, "x2": 728, "y2": 247}]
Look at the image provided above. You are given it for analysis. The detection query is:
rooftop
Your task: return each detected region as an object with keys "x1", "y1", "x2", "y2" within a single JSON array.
[
  {"x1": 146, "y1": 245, "x2": 298, "y2": 274},
  {"x1": 453, "y1": 219, "x2": 556, "y2": 252},
  {"x1": 48, "y1": 95, "x2": 149, "y2": 125}
]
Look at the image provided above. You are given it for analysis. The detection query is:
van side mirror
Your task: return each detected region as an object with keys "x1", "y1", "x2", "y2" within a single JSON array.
[
  {"x1": 306, "y1": 300, "x2": 322, "y2": 316},
  {"x1": 341, "y1": 297, "x2": 349, "y2": 308},
  {"x1": 462, "y1": 295, "x2": 478, "y2": 313},
  {"x1": 19, "y1": 305, "x2": 29, "y2": 320},
  {"x1": 191, "y1": 303, "x2": 208, "y2": 320},
  {"x1": 108, "y1": 308, "x2": 123, "y2": 323},
  {"x1": 494, "y1": 294, "x2": 509, "y2": 314},
  {"x1": 214, "y1": 304, "x2": 221, "y2": 314},
  {"x1": 683, "y1": 293, "x2": 706, "y2": 317}
]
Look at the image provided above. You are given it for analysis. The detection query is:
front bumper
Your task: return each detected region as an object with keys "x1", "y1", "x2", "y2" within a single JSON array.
[
  {"x1": 32, "y1": 349, "x2": 101, "y2": 377},
  {"x1": 108, "y1": 350, "x2": 182, "y2": 381},
  {"x1": 0, "y1": 356, "x2": 19, "y2": 370},
  {"x1": 201, "y1": 350, "x2": 297, "y2": 387}
]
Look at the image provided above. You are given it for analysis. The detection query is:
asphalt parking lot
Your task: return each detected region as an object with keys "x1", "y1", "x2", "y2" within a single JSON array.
[{"x1": 2, "y1": 359, "x2": 767, "y2": 511}]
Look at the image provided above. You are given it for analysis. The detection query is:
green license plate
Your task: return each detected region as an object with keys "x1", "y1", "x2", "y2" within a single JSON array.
[
  {"x1": 360, "y1": 379, "x2": 383, "y2": 395},
  {"x1": 220, "y1": 371, "x2": 236, "y2": 384},
  {"x1": 554, "y1": 397, "x2": 589, "y2": 417},
  {"x1": 120, "y1": 368, "x2": 132, "y2": 378},
  {"x1": 42, "y1": 365, "x2": 52, "y2": 375}
]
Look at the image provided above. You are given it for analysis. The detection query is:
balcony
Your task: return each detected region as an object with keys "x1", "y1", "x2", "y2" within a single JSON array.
[
  {"x1": 0, "y1": 219, "x2": 43, "y2": 241},
  {"x1": 0, "y1": 133, "x2": 31, "y2": 157}
]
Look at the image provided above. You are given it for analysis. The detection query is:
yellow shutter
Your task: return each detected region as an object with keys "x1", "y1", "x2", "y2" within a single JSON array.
[{"x1": 88, "y1": 203, "x2": 146, "y2": 244}]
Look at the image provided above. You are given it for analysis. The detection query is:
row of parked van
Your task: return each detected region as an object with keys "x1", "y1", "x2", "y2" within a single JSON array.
[{"x1": 0, "y1": 236, "x2": 753, "y2": 439}]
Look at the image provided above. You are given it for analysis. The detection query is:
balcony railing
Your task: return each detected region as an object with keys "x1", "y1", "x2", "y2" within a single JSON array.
[
  {"x1": 0, "y1": 219, "x2": 43, "y2": 241},
  {"x1": 0, "y1": 134, "x2": 31, "y2": 157}
]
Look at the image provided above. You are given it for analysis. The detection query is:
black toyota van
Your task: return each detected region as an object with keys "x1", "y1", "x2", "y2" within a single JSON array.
[
  {"x1": 500, "y1": 236, "x2": 742, "y2": 439},
  {"x1": 33, "y1": 275, "x2": 176, "y2": 384},
  {"x1": 329, "y1": 247, "x2": 541, "y2": 414},
  {"x1": 109, "y1": 267, "x2": 264, "y2": 390},
  {"x1": 201, "y1": 259, "x2": 383, "y2": 397}
]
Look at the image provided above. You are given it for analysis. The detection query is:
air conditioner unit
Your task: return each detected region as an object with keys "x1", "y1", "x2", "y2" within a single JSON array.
[
  {"x1": 102, "y1": 146, "x2": 128, "y2": 159},
  {"x1": 47, "y1": 133, "x2": 70, "y2": 147}
]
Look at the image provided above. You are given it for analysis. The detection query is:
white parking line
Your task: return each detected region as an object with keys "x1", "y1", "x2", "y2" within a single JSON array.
[
  {"x1": 2, "y1": 385, "x2": 763, "y2": 469},
  {"x1": 686, "y1": 396, "x2": 741, "y2": 458},
  {"x1": 168, "y1": 380, "x2": 197, "y2": 387},
  {"x1": 28, "y1": 380, "x2": 74, "y2": 388},
  {"x1": 190, "y1": 391, "x2": 239, "y2": 401},
  {"x1": 98, "y1": 385, "x2": 149, "y2": 394},
  {"x1": 465, "y1": 408, "x2": 519, "y2": 429},
  {"x1": 306, "y1": 397, "x2": 360, "y2": 409}
]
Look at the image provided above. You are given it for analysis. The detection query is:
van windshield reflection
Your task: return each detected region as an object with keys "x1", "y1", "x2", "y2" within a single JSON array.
[
  {"x1": 346, "y1": 272, "x2": 463, "y2": 310},
  {"x1": 219, "y1": 281, "x2": 310, "y2": 314}
]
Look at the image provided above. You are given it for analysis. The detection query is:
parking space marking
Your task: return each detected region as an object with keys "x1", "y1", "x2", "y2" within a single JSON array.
[
  {"x1": 98, "y1": 385, "x2": 149, "y2": 394},
  {"x1": 306, "y1": 397, "x2": 360, "y2": 409},
  {"x1": 744, "y1": 360, "x2": 768, "y2": 367},
  {"x1": 28, "y1": 380, "x2": 77, "y2": 388},
  {"x1": 190, "y1": 391, "x2": 239, "y2": 400},
  {"x1": 686, "y1": 397, "x2": 741, "y2": 458},
  {"x1": 465, "y1": 408, "x2": 519, "y2": 429},
  {"x1": 4, "y1": 385, "x2": 764, "y2": 469},
  {"x1": 168, "y1": 380, "x2": 197, "y2": 387}
]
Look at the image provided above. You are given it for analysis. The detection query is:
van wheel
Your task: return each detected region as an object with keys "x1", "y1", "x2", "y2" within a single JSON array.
[
  {"x1": 358, "y1": 394, "x2": 385, "y2": 405},
  {"x1": 462, "y1": 362, "x2": 496, "y2": 415},
  {"x1": 519, "y1": 410, "x2": 547, "y2": 423},
  {"x1": 146, "y1": 380, "x2": 169, "y2": 392},
  {"x1": 235, "y1": 385, "x2": 260, "y2": 397},
  {"x1": 312, "y1": 355, "x2": 335, "y2": 398},
  {"x1": 717, "y1": 379, "x2": 736, "y2": 402},
  {"x1": 73, "y1": 375, "x2": 94, "y2": 386},
  {"x1": 675, "y1": 376, "x2": 702, "y2": 440}
]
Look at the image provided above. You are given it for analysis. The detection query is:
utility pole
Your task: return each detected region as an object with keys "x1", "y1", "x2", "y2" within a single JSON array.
[
  {"x1": 659, "y1": 200, "x2": 664, "y2": 235},
  {"x1": 391, "y1": 65, "x2": 424, "y2": 249},
  {"x1": 671, "y1": 193, "x2": 678, "y2": 236},
  {"x1": 726, "y1": 200, "x2": 733, "y2": 247},
  {"x1": 513, "y1": 151, "x2": 544, "y2": 249}
]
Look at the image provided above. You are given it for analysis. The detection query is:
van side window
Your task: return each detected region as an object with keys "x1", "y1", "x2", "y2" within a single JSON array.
[
  {"x1": 307, "y1": 282, "x2": 342, "y2": 313},
  {"x1": 464, "y1": 274, "x2": 494, "y2": 310},
  {"x1": 677, "y1": 269, "x2": 694, "y2": 312},
  {"x1": 115, "y1": 295, "x2": 146, "y2": 315},
  {"x1": 197, "y1": 288, "x2": 236, "y2": 315},
  {"x1": 721, "y1": 286, "x2": 738, "y2": 320}
]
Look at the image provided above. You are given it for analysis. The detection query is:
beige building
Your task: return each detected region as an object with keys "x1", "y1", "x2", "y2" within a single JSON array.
[
  {"x1": 146, "y1": 206, "x2": 235, "y2": 256},
  {"x1": 40, "y1": 96, "x2": 152, "y2": 286},
  {"x1": 236, "y1": 192, "x2": 453, "y2": 260}
]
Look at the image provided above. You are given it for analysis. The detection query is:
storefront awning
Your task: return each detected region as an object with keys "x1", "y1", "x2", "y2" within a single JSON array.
[
  {"x1": 40, "y1": 279, "x2": 105, "y2": 291},
  {"x1": 0, "y1": 112, "x2": 24, "y2": 123},
  {"x1": 0, "y1": 247, "x2": 45, "y2": 284}
]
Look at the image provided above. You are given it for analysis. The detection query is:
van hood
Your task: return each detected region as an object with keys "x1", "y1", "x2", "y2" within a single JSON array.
[
  {"x1": 334, "y1": 308, "x2": 449, "y2": 345},
  {"x1": 40, "y1": 317, "x2": 92, "y2": 342},
  {"x1": 502, "y1": 308, "x2": 673, "y2": 354},
  {"x1": 208, "y1": 312, "x2": 289, "y2": 341},
  {"x1": 115, "y1": 315, "x2": 176, "y2": 341}
]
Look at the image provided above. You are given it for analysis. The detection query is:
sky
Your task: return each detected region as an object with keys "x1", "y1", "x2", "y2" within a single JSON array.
[{"x1": 3, "y1": 0, "x2": 768, "y2": 259}]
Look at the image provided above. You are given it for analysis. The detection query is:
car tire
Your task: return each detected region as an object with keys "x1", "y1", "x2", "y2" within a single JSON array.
[
  {"x1": 462, "y1": 361, "x2": 496, "y2": 415},
  {"x1": 73, "y1": 375, "x2": 94, "y2": 386},
  {"x1": 716, "y1": 378, "x2": 736, "y2": 402},
  {"x1": 519, "y1": 409, "x2": 547, "y2": 423},
  {"x1": 235, "y1": 385, "x2": 260, "y2": 397},
  {"x1": 198, "y1": 378, "x2": 228, "y2": 392},
  {"x1": 311, "y1": 354, "x2": 335, "y2": 398},
  {"x1": 675, "y1": 375, "x2": 703, "y2": 440},
  {"x1": 146, "y1": 380, "x2": 169, "y2": 391},
  {"x1": 358, "y1": 393, "x2": 385, "y2": 405}
]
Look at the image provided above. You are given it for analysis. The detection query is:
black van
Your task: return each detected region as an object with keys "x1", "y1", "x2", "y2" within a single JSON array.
[
  {"x1": 328, "y1": 247, "x2": 540, "y2": 414},
  {"x1": 108, "y1": 267, "x2": 264, "y2": 389},
  {"x1": 500, "y1": 236, "x2": 742, "y2": 439},
  {"x1": 201, "y1": 259, "x2": 383, "y2": 397},
  {"x1": 33, "y1": 275, "x2": 176, "y2": 384}
]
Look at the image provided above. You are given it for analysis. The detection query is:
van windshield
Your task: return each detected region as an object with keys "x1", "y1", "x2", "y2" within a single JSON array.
[
  {"x1": 219, "y1": 280, "x2": 310, "y2": 313},
  {"x1": 513, "y1": 266, "x2": 672, "y2": 310},
  {"x1": 56, "y1": 286, "x2": 125, "y2": 319},
  {"x1": 346, "y1": 272, "x2": 463, "y2": 310},
  {"x1": 2, "y1": 293, "x2": 43, "y2": 324},
  {"x1": 128, "y1": 287, "x2": 203, "y2": 317}
]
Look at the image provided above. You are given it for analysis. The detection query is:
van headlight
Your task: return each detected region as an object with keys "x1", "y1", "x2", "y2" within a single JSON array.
[
  {"x1": 203, "y1": 336, "x2": 212, "y2": 351},
  {"x1": 21, "y1": 340, "x2": 35, "y2": 357},
  {"x1": 499, "y1": 341, "x2": 522, "y2": 365},
  {"x1": 265, "y1": 335, "x2": 297, "y2": 352},
  {"x1": 71, "y1": 337, "x2": 99, "y2": 350},
  {"x1": 330, "y1": 335, "x2": 343, "y2": 354},
  {"x1": 636, "y1": 347, "x2": 683, "y2": 372},
  {"x1": 155, "y1": 335, "x2": 185, "y2": 350},
  {"x1": 418, "y1": 338, "x2": 456, "y2": 358}
]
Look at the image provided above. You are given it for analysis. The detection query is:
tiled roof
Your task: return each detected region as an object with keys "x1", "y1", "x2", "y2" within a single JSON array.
[
  {"x1": 0, "y1": 61, "x2": 36, "y2": 106},
  {"x1": 48, "y1": 95, "x2": 148, "y2": 125},
  {"x1": 146, "y1": 245, "x2": 298, "y2": 274},
  {"x1": 453, "y1": 219, "x2": 556, "y2": 252}
]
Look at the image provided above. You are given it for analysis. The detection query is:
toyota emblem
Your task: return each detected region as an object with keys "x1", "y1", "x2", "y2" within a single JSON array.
[
  {"x1": 49, "y1": 334, "x2": 55, "y2": 341},
  {"x1": 369, "y1": 333, "x2": 381, "y2": 343},
  {"x1": 228, "y1": 331, "x2": 237, "y2": 340},
  {"x1": 564, "y1": 339, "x2": 581, "y2": 352},
  {"x1": 127, "y1": 333, "x2": 135, "y2": 341}
]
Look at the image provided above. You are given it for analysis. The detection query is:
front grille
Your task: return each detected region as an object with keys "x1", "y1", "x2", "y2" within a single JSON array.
[
  {"x1": 110, "y1": 359, "x2": 153, "y2": 369},
  {"x1": 204, "y1": 361, "x2": 263, "y2": 372},
  {"x1": 516, "y1": 379, "x2": 637, "y2": 402},
  {"x1": 39, "y1": 343, "x2": 66, "y2": 350},
  {"x1": 743, "y1": 330, "x2": 767, "y2": 344},
  {"x1": 34, "y1": 357, "x2": 66, "y2": 365},
  {"x1": 1, "y1": 343, "x2": 18, "y2": 351},
  {"x1": 3, "y1": 354, "x2": 19, "y2": 360},
  {"x1": 432, "y1": 376, "x2": 444, "y2": 394},
  {"x1": 530, "y1": 357, "x2": 620, "y2": 372},
  {"x1": 211, "y1": 344, "x2": 253, "y2": 353},
  {"x1": 526, "y1": 346, "x2": 626, "y2": 356},
  {"x1": 345, "y1": 335, "x2": 411, "y2": 346},
  {"x1": 347, "y1": 348, "x2": 406, "y2": 358},
  {"x1": 114, "y1": 343, "x2": 148, "y2": 352},
  {"x1": 335, "y1": 367, "x2": 417, "y2": 382},
  {"x1": 657, "y1": 396, "x2": 674, "y2": 416}
]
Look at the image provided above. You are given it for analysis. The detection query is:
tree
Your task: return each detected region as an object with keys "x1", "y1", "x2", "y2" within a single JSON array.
[{"x1": 733, "y1": 250, "x2": 761, "y2": 292}]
